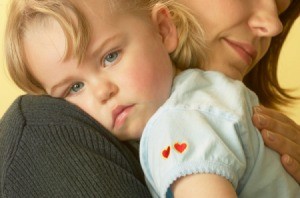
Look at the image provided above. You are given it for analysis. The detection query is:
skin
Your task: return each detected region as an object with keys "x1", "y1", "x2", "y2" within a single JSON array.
[
  {"x1": 177, "y1": 0, "x2": 300, "y2": 185},
  {"x1": 177, "y1": 0, "x2": 290, "y2": 80},
  {"x1": 252, "y1": 105, "x2": 300, "y2": 182},
  {"x1": 23, "y1": 0, "x2": 297, "y2": 196}
]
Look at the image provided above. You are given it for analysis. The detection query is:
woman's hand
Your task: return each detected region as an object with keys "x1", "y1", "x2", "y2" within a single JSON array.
[{"x1": 252, "y1": 105, "x2": 300, "y2": 183}]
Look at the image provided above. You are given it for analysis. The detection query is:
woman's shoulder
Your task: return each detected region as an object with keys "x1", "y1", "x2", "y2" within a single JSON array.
[
  {"x1": 3, "y1": 95, "x2": 98, "y2": 126},
  {"x1": 0, "y1": 95, "x2": 150, "y2": 197}
]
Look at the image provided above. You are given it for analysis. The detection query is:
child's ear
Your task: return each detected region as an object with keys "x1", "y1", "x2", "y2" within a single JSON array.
[{"x1": 151, "y1": 4, "x2": 178, "y2": 53}]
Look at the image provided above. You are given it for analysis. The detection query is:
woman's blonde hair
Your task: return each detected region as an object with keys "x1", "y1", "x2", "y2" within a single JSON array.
[{"x1": 5, "y1": 0, "x2": 205, "y2": 95}]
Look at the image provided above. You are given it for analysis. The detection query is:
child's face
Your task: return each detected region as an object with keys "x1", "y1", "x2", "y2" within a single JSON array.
[
  {"x1": 24, "y1": 2, "x2": 177, "y2": 140},
  {"x1": 177, "y1": 0, "x2": 291, "y2": 80}
]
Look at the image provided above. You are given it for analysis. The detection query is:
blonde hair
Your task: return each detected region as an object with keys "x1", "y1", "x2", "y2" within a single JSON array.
[
  {"x1": 5, "y1": 0, "x2": 90, "y2": 94},
  {"x1": 165, "y1": 1, "x2": 205, "y2": 70},
  {"x1": 5, "y1": 0, "x2": 205, "y2": 95}
]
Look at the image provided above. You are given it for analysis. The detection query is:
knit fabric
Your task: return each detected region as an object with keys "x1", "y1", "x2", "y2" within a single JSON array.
[{"x1": 0, "y1": 95, "x2": 151, "y2": 198}]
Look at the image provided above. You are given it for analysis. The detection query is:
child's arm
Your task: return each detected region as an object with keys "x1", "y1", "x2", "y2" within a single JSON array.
[
  {"x1": 172, "y1": 174, "x2": 237, "y2": 198},
  {"x1": 140, "y1": 107, "x2": 245, "y2": 197}
]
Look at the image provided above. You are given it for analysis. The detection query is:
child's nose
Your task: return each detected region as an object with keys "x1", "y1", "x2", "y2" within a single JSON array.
[{"x1": 94, "y1": 80, "x2": 118, "y2": 104}]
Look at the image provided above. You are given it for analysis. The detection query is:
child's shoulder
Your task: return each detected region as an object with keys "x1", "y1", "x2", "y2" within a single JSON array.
[{"x1": 169, "y1": 69, "x2": 256, "y2": 115}]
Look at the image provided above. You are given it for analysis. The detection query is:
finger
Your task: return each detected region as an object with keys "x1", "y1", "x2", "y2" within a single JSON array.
[
  {"x1": 261, "y1": 130, "x2": 300, "y2": 162},
  {"x1": 281, "y1": 154, "x2": 300, "y2": 184},
  {"x1": 253, "y1": 113, "x2": 300, "y2": 144},
  {"x1": 254, "y1": 105, "x2": 298, "y2": 127}
]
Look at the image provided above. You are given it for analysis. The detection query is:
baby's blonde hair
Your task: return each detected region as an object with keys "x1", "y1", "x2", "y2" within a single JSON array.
[
  {"x1": 167, "y1": 1, "x2": 206, "y2": 70},
  {"x1": 5, "y1": 0, "x2": 90, "y2": 94},
  {"x1": 5, "y1": 0, "x2": 205, "y2": 95}
]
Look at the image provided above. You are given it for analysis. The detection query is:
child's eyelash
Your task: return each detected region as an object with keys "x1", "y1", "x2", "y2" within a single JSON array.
[
  {"x1": 62, "y1": 82, "x2": 84, "y2": 98},
  {"x1": 101, "y1": 49, "x2": 122, "y2": 67}
]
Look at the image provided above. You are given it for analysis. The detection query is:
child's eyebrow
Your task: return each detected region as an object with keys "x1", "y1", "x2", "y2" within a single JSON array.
[
  {"x1": 49, "y1": 76, "x2": 74, "y2": 97},
  {"x1": 89, "y1": 33, "x2": 125, "y2": 58}
]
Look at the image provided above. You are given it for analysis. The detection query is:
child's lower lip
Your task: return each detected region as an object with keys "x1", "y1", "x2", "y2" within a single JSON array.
[{"x1": 113, "y1": 105, "x2": 134, "y2": 129}]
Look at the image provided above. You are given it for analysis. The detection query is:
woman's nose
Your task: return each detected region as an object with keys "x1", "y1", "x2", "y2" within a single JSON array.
[{"x1": 248, "y1": 1, "x2": 283, "y2": 37}]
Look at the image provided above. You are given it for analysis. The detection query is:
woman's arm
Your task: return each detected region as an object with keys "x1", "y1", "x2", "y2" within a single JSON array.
[
  {"x1": 172, "y1": 174, "x2": 237, "y2": 198},
  {"x1": 252, "y1": 105, "x2": 300, "y2": 183}
]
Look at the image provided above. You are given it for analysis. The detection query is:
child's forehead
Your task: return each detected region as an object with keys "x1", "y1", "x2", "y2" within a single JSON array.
[
  {"x1": 71, "y1": 0, "x2": 126, "y2": 29},
  {"x1": 24, "y1": 0, "x2": 148, "y2": 63},
  {"x1": 75, "y1": 0, "x2": 124, "y2": 15},
  {"x1": 24, "y1": 17, "x2": 61, "y2": 41},
  {"x1": 24, "y1": 18, "x2": 66, "y2": 60}
]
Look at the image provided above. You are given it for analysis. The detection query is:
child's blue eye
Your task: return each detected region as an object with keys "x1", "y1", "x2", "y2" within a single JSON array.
[
  {"x1": 70, "y1": 82, "x2": 84, "y2": 94},
  {"x1": 104, "y1": 51, "x2": 119, "y2": 66}
]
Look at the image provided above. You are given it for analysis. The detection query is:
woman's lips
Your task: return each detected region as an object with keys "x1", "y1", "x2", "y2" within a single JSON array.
[
  {"x1": 224, "y1": 38, "x2": 257, "y2": 65},
  {"x1": 112, "y1": 105, "x2": 134, "y2": 130}
]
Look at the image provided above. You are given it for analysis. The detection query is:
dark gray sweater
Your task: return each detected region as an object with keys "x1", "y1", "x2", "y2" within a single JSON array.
[{"x1": 0, "y1": 95, "x2": 151, "y2": 197}]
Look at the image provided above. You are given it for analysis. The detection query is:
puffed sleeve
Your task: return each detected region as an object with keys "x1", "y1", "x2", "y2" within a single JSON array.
[{"x1": 140, "y1": 107, "x2": 246, "y2": 197}]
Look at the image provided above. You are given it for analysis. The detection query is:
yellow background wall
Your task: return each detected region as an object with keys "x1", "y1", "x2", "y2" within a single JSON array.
[
  {"x1": 1, "y1": 0, "x2": 24, "y2": 117},
  {"x1": 1, "y1": 0, "x2": 300, "y2": 123},
  {"x1": 278, "y1": 18, "x2": 300, "y2": 123}
]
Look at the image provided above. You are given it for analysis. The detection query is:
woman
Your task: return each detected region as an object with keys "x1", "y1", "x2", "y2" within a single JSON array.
[
  {"x1": 1, "y1": 0, "x2": 299, "y2": 197},
  {"x1": 177, "y1": 0, "x2": 300, "y2": 183}
]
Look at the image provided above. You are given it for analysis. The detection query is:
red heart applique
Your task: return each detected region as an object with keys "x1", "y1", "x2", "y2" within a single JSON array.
[
  {"x1": 174, "y1": 142, "x2": 187, "y2": 153},
  {"x1": 162, "y1": 146, "x2": 171, "y2": 159}
]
